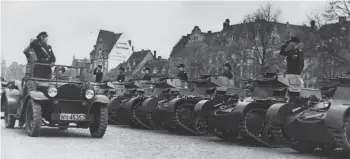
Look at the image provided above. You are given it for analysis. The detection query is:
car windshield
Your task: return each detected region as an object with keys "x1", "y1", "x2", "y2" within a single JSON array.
[{"x1": 31, "y1": 63, "x2": 85, "y2": 82}]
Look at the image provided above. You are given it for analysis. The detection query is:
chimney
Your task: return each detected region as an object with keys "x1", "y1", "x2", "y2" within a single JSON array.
[
  {"x1": 153, "y1": 51, "x2": 157, "y2": 59},
  {"x1": 339, "y1": 16, "x2": 346, "y2": 25},
  {"x1": 223, "y1": 19, "x2": 230, "y2": 29},
  {"x1": 286, "y1": 22, "x2": 289, "y2": 28},
  {"x1": 158, "y1": 56, "x2": 161, "y2": 60},
  {"x1": 128, "y1": 40, "x2": 132, "y2": 46},
  {"x1": 208, "y1": 30, "x2": 212, "y2": 33}
]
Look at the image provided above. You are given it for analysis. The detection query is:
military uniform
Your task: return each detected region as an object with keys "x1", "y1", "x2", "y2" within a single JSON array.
[
  {"x1": 142, "y1": 68, "x2": 152, "y2": 81},
  {"x1": 29, "y1": 32, "x2": 56, "y2": 78},
  {"x1": 177, "y1": 64, "x2": 188, "y2": 81},
  {"x1": 280, "y1": 37, "x2": 304, "y2": 75},
  {"x1": 94, "y1": 65, "x2": 103, "y2": 82},
  {"x1": 222, "y1": 63, "x2": 233, "y2": 79},
  {"x1": 116, "y1": 67, "x2": 126, "y2": 82}
]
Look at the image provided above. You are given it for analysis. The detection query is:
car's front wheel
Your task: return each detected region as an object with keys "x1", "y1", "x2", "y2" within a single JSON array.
[
  {"x1": 26, "y1": 99, "x2": 42, "y2": 137},
  {"x1": 89, "y1": 104, "x2": 108, "y2": 138}
]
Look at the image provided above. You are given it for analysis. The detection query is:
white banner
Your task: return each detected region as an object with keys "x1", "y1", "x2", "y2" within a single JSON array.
[{"x1": 108, "y1": 33, "x2": 133, "y2": 71}]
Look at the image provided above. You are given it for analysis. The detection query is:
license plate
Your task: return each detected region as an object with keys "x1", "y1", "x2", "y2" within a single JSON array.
[{"x1": 59, "y1": 113, "x2": 86, "y2": 121}]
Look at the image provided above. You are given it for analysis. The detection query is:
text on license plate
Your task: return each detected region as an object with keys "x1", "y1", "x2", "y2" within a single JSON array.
[{"x1": 59, "y1": 114, "x2": 86, "y2": 121}]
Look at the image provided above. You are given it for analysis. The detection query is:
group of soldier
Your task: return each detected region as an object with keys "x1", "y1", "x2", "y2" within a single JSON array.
[{"x1": 23, "y1": 31, "x2": 305, "y2": 83}]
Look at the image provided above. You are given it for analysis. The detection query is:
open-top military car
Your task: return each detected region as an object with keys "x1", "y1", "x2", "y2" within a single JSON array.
[
  {"x1": 203, "y1": 73, "x2": 322, "y2": 147},
  {"x1": 266, "y1": 71, "x2": 350, "y2": 154},
  {"x1": 2, "y1": 62, "x2": 110, "y2": 138}
]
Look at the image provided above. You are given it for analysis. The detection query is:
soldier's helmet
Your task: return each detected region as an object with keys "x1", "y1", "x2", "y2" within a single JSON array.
[{"x1": 177, "y1": 64, "x2": 185, "y2": 68}]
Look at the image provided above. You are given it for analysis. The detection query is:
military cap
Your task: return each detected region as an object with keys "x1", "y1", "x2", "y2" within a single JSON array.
[
  {"x1": 119, "y1": 67, "x2": 125, "y2": 71},
  {"x1": 54, "y1": 66, "x2": 66, "y2": 74},
  {"x1": 223, "y1": 62, "x2": 232, "y2": 70},
  {"x1": 177, "y1": 64, "x2": 185, "y2": 68},
  {"x1": 290, "y1": 36, "x2": 301, "y2": 44},
  {"x1": 144, "y1": 67, "x2": 150, "y2": 71},
  {"x1": 36, "y1": 32, "x2": 48, "y2": 39}
]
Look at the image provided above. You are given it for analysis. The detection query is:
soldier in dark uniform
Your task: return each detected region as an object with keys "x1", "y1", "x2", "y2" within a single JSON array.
[
  {"x1": 30, "y1": 32, "x2": 56, "y2": 78},
  {"x1": 142, "y1": 67, "x2": 152, "y2": 81},
  {"x1": 177, "y1": 64, "x2": 188, "y2": 81},
  {"x1": 93, "y1": 65, "x2": 103, "y2": 82},
  {"x1": 222, "y1": 63, "x2": 233, "y2": 79},
  {"x1": 280, "y1": 37, "x2": 304, "y2": 75},
  {"x1": 54, "y1": 66, "x2": 67, "y2": 80},
  {"x1": 116, "y1": 67, "x2": 126, "y2": 82}
]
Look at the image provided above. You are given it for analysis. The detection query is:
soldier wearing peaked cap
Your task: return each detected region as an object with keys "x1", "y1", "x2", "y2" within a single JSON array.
[
  {"x1": 94, "y1": 65, "x2": 103, "y2": 82},
  {"x1": 177, "y1": 64, "x2": 188, "y2": 81},
  {"x1": 29, "y1": 31, "x2": 56, "y2": 78},
  {"x1": 142, "y1": 67, "x2": 152, "y2": 81},
  {"x1": 280, "y1": 36, "x2": 304, "y2": 75},
  {"x1": 222, "y1": 62, "x2": 233, "y2": 79},
  {"x1": 117, "y1": 66, "x2": 126, "y2": 82}
]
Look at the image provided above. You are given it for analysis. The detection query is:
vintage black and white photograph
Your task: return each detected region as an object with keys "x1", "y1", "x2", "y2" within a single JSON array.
[{"x1": 1, "y1": 0, "x2": 350, "y2": 158}]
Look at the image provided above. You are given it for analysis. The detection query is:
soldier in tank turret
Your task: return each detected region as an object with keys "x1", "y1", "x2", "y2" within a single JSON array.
[
  {"x1": 222, "y1": 62, "x2": 233, "y2": 79},
  {"x1": 142, "y1": 67, "x2": 152, "y2": 81},
  {"x1": 177, "y1": 64, "x2": 188, "y2": 81},
  {"x1": 116, "y1": 67, "x2": 126, "y2": 82},
  {"x1": 280, "y1": 37, "x2": 304, "y2": 75}
]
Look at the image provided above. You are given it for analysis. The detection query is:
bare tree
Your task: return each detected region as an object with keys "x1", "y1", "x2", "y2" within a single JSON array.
[
  {"x1": 323, "y1": 0, "x2": 350, "y2": 21},
  {"x1": 241, "y1": 3, "x2": 283, "y2": 75}
]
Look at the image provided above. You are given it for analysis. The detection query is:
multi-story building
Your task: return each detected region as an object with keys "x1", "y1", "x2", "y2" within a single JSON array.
[
  {"x1": 142, "y1": 56, "x2": 170, "y2": 80},
  {"x1": 89, "y1": 30, "x2": 133, "y2": 74},
  {"x1": 168, "y1": 19, "x2": 317, "y2": 83}
]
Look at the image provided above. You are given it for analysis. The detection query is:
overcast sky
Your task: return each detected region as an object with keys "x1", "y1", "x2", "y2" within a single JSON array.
[{"x1": 1, "y1": 1, "x2": 329, "y2": 66}]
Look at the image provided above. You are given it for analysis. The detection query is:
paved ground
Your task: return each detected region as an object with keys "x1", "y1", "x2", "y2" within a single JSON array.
[{"x1": 1, "y1": 120, "x2": 333, "y2": 159}]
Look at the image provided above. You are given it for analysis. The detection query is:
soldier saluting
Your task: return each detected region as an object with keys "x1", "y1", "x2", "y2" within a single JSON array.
[
  {"x1": 280, "y1": 37, "x2": 304, "y2": 75},
  {"x1": 30, "y1": 32, "x2": 56, "y2": 64},
  {"x1": 222, "y1": 62, "x2": 233, "y2": 79},
  {"x1": 142, "y1": 67, "x2": 152, "y2": 81},
  {"x1": 177, "y1": 64, "x2": 188, "y2": 81}
]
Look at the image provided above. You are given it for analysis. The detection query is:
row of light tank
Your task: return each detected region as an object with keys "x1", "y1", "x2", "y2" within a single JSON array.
[{"x1": 92, "y1": 71, "x2": 350, "y2": 156}]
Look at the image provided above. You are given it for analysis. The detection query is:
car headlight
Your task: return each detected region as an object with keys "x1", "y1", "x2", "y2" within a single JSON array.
[
  {"x1": 323, "y1": 100, "x2": 331, "y2": 107},
  {"x1": 85, "y1": 89, "x2": 95, "y2": 99},
  {"x1": 48, "y1": 87, "x2": 58, "y2": 97},
  {"x1": 184, "y1": 86, "x2": 188, "y2": 89}
]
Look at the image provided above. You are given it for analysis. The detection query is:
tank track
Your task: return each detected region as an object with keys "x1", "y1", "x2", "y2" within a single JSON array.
[
  {"x1": 130, "y1": 102, "x2": 154, "y2": 130},
  {"x1": 331, "y1": 114, "x2": 350, "y2": 152},
  {"x1": 171, "y1": 104, "x2": 204, "y2": 136},
  {"x1": 238, "y1": 108, "x2": 276, "y2": 147},
  {"x1": 145, "y1": 113, "x2": 158, "y2": 128}
]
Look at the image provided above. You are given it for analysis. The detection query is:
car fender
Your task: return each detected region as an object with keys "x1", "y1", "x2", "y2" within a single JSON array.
[
  {"x1": 141, "y1": 97, "x2": 166, "y2": 114},
  {"x1": 28, "y1": 91, "x2": 49, "y2": 101},
  {"x1": 230, "y1": 101, "x2": 266, "y2": 120},
  {"x1": 2, "y1": 89, "x2": 20, "y2": 115},
  {"x1": 89, "y1": 95, "x2": 109, "y2": 107},
  {"x1": 193, "y1": 100, "x2": 219, "y2": 118},
  {"x1": 165, "y1": 98, "x2": 183, "y2": 113},
  {"x1": 265, "y1": 103, "x2": 293, "y2": 125},
  {"x1": 325, "y1": 105, "x2": 350, "y2": 129}
]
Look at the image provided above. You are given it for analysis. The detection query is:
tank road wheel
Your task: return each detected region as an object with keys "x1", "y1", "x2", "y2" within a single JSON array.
[
  {"x1": 25, "y1": 99, "x2": 42, "y2": 137},
  {"x1": 332, "y1": 114, "x2": 350, "y2": 152},
  {"x1": 177, "y1": 107, "x2": 193, "y2": 126},
  {"x1": 262, "y1": 122, "x2": 282, "y2": 148},
  {"x1": 191, "y1": 116, "x2": 209, "y2": 135},
  {"x1": 89, "y1": 105, "x2": 108, "y2": 138},
  {"x1": 290, "y1": 141, "x2": 316, "y2": 153},
  {"x1": 4, "y1": 101, "x2": 16, "y2": 128}
]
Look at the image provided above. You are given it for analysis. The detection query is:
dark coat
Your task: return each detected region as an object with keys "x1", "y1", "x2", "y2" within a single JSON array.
[
  {"x1": 142, "y1": 74, "x2": 152, "y2": 81},
  {"x1": 177, "y1": 71, "x2": 188, "y2": 81},
  {"x1": 222, "y1": 70, "x2": 233, "y2": 79},
  {"x1": 30, "y1": 39, "x2": 56, "y2": 63},
  {"x1": 116, "y1": 73, "x2": 125, "y2": 82},
  {"x1": 280, "y1": 43, "x2": 304, "y2": 75},
  {"x1": 93, "y1": 67, "x2": 103, "y2": 82}
]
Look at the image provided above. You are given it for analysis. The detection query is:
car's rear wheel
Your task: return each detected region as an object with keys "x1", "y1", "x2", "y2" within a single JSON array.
[
  {"x1": 89, "y1": 105, "x2": 108, "y2": 138},
  {"x1": 4, "y1": 100, "x2": 16, "y2": 128},
  {"x1": 26, "y1": 99, "x2": 42, "y2": 137}
]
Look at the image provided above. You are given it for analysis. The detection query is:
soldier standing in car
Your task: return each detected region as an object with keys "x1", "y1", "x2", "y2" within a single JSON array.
[
  {"x1": 280, "y1": 37, "x2": 304, "y2": 75},
  {"x1": 29, "y1": 32, "x2": 56, "y2": 78},
  {"x1": 116, "y1": 67, "x2": 126, "y2": 82},
  {"x1": 177, "y1": 64, "x2": 188, "y2": 81},
  {"x1": 142, "y1": 67, "x2": 152, "y2": 81}
]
